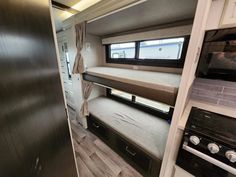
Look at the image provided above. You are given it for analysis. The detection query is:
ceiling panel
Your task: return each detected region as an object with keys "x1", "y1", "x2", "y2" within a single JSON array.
[{"x1": 87, "y1": 0, "x2": 198, "y2": 36}]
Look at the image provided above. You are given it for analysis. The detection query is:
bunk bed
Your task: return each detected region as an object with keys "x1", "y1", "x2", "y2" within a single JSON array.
[
  {"x1": 83, "y1": 67, "x2": 181, "y2": 106},
  {"x1": 80, "y1": 4, "x2": 193, "y2": 177},
  {"x1": 88, "y1": 96, "x2": 170, "y2": 177}
]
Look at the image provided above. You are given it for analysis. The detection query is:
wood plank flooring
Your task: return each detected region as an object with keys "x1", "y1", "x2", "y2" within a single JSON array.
[{"x1": 70, "y1": 120, "x2": 143, "y2": 177}]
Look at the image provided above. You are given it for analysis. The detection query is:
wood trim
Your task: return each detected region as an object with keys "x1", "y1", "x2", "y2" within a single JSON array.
[
  {"x1": 159, "y1": 1, "x2": 213, "y2": 177},
  {"x1": 49, "y1": 2, "x2": 80, "y2": 177},
  {"x1": 220, "y1": 0, "x2": 236, "y2": 28},
  {"x1": 83, "y1": 73, "x2": 177, "y2": 106}
]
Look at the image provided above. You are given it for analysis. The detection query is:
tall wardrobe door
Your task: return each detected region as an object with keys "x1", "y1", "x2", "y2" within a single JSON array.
[{"x1": 0, "y1": 0, "x2": 78, "y2": 177}]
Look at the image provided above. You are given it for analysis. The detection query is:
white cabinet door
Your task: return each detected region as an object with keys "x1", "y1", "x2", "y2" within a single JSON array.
[
  {"x1": 173, "y1": 166, "x2": 195, "y2": 177},
  {"x1": 221, "y1": 0, "x2": 236, "y2": 28}
]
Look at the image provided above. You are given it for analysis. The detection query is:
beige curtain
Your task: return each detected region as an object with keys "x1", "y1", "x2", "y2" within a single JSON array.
[
  {"x1": 72, "y1": 21, "x2": 93, "y2": 118},
  {"x1": 79, "y1": 80, "x2": 94, "y2": 117},
  {"x1": 72, "y1": 22, "x2": 86, "y2": 74}
]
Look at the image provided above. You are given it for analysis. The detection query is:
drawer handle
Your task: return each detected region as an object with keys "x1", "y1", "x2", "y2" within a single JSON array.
[
  {"x1": 92, "y1": 123, "x2": 100, "y2": 128},
  {"x1": 125, "y1": 146, "x2": 136, "y2": 156}
]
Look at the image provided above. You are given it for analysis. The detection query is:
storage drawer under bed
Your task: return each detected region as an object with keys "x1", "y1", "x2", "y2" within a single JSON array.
[
  {"x1": 87, "y1": 115, "x2": 161, "y2": 177},
  {"x1": 87, "y1": 116, "x2": 109, "y2": 141},
  {"x1": 116, "y1": 136, "x2": 151, "y2": 172}
]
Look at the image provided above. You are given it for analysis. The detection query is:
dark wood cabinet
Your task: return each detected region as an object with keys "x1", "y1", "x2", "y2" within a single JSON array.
[
  {"x1": 0, "y1": 0, "x2": 77, "y2": 177},
  {"x1": 116, "y1": 136, "x2": 151, "y2": 172},
  {"x1": 88, "y1": 115, "x2": 161, "y2": 177},
  {"x1": 87, "y1": 116, "x2": 109, "y2": 141}
]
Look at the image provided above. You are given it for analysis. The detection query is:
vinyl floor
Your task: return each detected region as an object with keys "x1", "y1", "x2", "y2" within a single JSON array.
[{"x1": 71, "y1": 120, "x2": 143, "y2": 177}]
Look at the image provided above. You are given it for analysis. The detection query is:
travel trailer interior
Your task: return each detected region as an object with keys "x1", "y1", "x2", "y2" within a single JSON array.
[{"x1": 1, "y1": 0, "x2": 236, "y2": 177}]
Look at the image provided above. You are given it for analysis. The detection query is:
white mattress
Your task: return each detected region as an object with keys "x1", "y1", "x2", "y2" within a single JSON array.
[
  {"x1": 86, "y1": 67, "x2": 181, "y2": 94},
  {"x1": 88, "y1": 96, "x2": 170, "y2": 160}
]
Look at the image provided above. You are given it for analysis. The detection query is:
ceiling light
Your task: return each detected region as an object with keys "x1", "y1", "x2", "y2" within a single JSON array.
[
  {"x1": 61, "y1": 11, "x2": 74, "y2": 19},
  {"x1": 72, "y1": 0, "x2": 102, "y2": 11}
]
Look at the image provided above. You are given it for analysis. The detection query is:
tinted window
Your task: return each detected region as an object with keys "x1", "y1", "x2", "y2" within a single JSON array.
[
  {"x1": 106, "y1": 36, "x2": 189, "y2": 68},
  {"x1": 110, "y1": 89, "x2": 170, "y2": 113},
  {"x1": 135, "y1": 96, "x2": 170, "y2": 113},
  {"x1": 107, "y1": 88, "x2": 173, "y2": 120},
  {"x1": 110, "y1": 42, "x2": 135, "y2": 59},
  {"x1": 111, "y1": 89, "x2": 132, "y2": 100},
  {"x1": 139, "y1": 38, "x2": 185, "y2": 60}
]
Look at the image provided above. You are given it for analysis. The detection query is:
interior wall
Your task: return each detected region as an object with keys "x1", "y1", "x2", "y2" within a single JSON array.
[
  {"x1": 57, "y1": 31, "x2": 76, "y2": 109},
  {"x1": 83, "y1": 34, "x2": 103, "y2": 68},
  {"x1": 102, "y1": 62, "x2": 183, "y2": 74},
  {"x1": 60, "y1": 24, "x2": 84, "y2": 124},
  {"x1": 83, "y1": 34, "x2": 106, "y2": 101}
]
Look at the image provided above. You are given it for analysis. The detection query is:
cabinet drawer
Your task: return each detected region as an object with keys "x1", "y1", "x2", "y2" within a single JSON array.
[
  {"x1": 116, "y1": 137, "x2": 151, "y2": 172},
  {"x1": 88, "y1": 117, "x2": 109, "y2": 141}
]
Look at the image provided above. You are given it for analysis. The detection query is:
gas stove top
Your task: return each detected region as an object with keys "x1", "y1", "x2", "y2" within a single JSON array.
[{"x1": 177, "y1": 107, "x2": 236, "y2": 177}]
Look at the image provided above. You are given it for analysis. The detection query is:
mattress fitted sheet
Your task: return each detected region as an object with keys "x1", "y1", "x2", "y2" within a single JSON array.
[
  {"x1": 86, "y1": 67, "x2": 181, "y2": 94},
  {"x1": 88, "y1": 96, "x2": 170, "y2": 160}
]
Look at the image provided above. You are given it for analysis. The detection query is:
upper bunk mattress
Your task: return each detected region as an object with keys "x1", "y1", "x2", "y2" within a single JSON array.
[
  {"x1": 84, "y1": 67, "x2": 181, "y2": 106},
  {"x1": 88, "y1": 96, "x2": 170, "y2": 160}
]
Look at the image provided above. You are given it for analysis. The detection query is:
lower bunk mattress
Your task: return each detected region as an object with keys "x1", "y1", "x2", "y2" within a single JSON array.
[{"x1": 88, "y1": 96, "x2": 170, "y2": 161}]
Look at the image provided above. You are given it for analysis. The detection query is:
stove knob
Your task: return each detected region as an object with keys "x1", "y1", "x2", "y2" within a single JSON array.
[
  {"x1": 189, "y1": 135, "x2": 200, "y2": 145},
  {"x1": 207, "y1": 143, "x2": 219, "y2": 154},
  {"x1": 226, "y1": 151, "x2": 236, "y2": 163}
]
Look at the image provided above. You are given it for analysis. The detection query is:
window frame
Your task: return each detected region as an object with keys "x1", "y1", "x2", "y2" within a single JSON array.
[
  {"x1": 106, "y1": 88, "x2": 174, "y2": 121},
  {"x1": 105, "y1": 35, "x2": 190, "y2": 68}
]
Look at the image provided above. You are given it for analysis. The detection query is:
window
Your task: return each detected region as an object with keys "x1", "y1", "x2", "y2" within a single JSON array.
[
  {"x1": 139, "y1": 38, "x2": 184, "y2": 60},
  {"x1": 107, "y1": 88, "x2": 173, "y2": 120},
  {"x1": 111, "y1": 89, "x2": 132, "y2": 100},
  {"x1": 110, "y1": 42, "x2": 135, "y2": 59},
  {"x1": 106, "y1": 36, "x2": 189, "y2": 68},
  {"x1": 135, "y1": 96, "x2": 170, "y2": 113}
]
